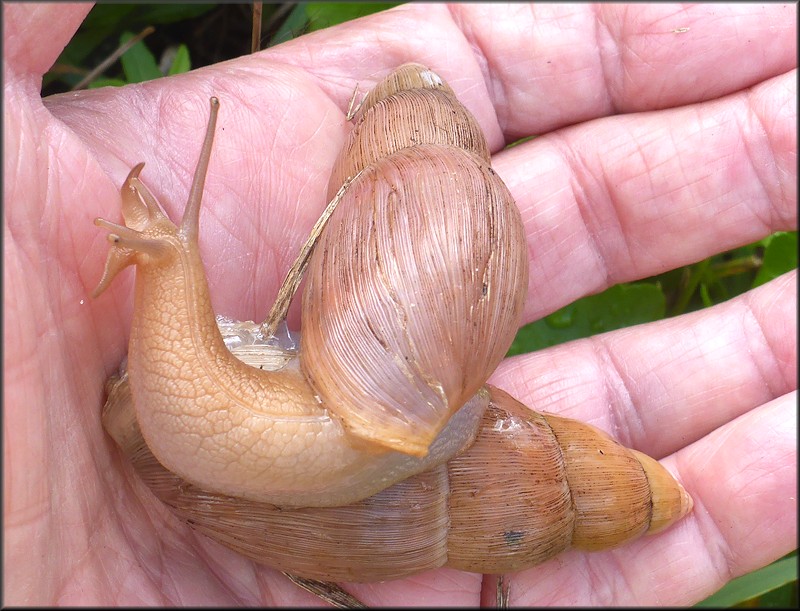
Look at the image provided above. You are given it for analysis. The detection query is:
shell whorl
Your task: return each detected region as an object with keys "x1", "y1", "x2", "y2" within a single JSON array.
[{"x1": 301, "y1": 63, "x2": 528, "y2": 455}]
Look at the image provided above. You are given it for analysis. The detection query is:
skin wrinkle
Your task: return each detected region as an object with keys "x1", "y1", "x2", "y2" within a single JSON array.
[
  {"x1": 510, "y1": 78, "x2": 792, "y2": 314},
  {"x1": 114, "y1": 500, "x2": 171, "y2": 600},
  {"x1": 242, "y1": 88, "x2": 337, "y2": 323},
  {"x1": 64, "y1": 509, "x2": 116, "y2": 602},
  {"x1": 519, "y1": 180, "x2": 567, "y2": 283},
  {"x1": 604, "y1": 547, "x2": 640, "y2": 604},
  {"x1": 667, "y1": 103, "x2": 704, "y2": 204},
  {"x1": 553, "y1": 134, "x2": 613, "y2": 289},
  {"x1": 706, "y1": 122, "x2": 766, "y2": 227},
  {"x1": 211, "y1": 104, "x2": 286, "y2": 318},
  {"x1": 46, "y1": 127, "x2": 92, "y2": 244},
  {"x1": 108, "y1": 451, "x2": 197, "y2": 599},
  {"x1": 768, "y1": 76, "x2": 799, "y2": 192},
  {"x1": 741, "y1": 88, "x2": 786, "y2": 230},
  {"x1": 112, "y1": 567, "x2": 150, "y2": 604},
  {"x1": 608, "y1": 119, "x2": 660, "y2": 196},
  {"x1": 153, "y1": 518, "x2": 201, "y2": 604},
  {"x1": 597, "y1": 151, "x2": 640, "y2": 274},
  {"x1": 567, "y1": 553, "x2": 610, "y2": 604},
  {"x1": 683, "y1": 412, "x2": 767, "y2": 584},
  {"x1": 161, "y1": 104, "x2": 218, "y2": 209},
  {"x1": 588, "y1": 334, "x2": 645, "y2": 452},
  {"x1": 591, "y1": 5, "x2": 623, "y2": 115},
  {"x1": 645, "y1": 2, "x2": 697, "y2": 32},
  {"x1": 258, "y1": 571, "x2": 285, "y2": 607},
  {"x1": 142, "y1": 89, "x2": 174, "y2": 182},
  {"x1": 699, "y1": 481, "x2": 742, "y2": 586},
  {"x1": 741, "y1": 289, "x2": 790, "y2": 395},
  {"x1": 182, "y1": 537, "x2": 250, "y2": 604},
  {"x1": 105, "y1": 466, "x2": 153, "y2": 577},
  {"x1": 447, "y1": 5, "x2": 507, "y2": 137},
  {"x1": 204, "y1": 195, "x2": 266, "y2": 322}
]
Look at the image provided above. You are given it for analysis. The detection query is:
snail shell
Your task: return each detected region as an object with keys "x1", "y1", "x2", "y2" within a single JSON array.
[
  {"x1": 103, "y1": 370, "x2": 691, "y2": 582},
  {"x1": 95, "y1": 63, "x2": 692, "y2": 582},
  {"x1": 302, "y1": 64, "x2": 527, "y2": 455}
]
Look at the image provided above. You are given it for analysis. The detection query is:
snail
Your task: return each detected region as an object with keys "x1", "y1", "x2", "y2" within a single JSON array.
[{"x1": 95, "y1": 63, "x2": 693, "y2": 582}]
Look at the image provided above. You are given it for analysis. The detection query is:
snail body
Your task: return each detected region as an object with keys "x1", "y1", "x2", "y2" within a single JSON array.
[{"x1": 95, "y1": 64, "x2": 692, "y2": 582}]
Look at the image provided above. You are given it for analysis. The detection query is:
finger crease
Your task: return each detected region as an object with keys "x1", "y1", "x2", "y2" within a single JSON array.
[
  {"x1": 740, "y1": 295, "x2": 788, "y2": 396},
  {"x1": 741, "y1": 90, "x2": 789, "y2": 229},
  {"x1": 591, "y1": 5, "x2": 622, "y2": 115},
  {"x1": 588, "y1": 335, "x2": 644, "y2": 450},
  {"x1": 447, "y1": 5, "x2": 509, "y2": 138},
  {"x1": 555, "y1": 136, "x2": 617, "y2": 287}
]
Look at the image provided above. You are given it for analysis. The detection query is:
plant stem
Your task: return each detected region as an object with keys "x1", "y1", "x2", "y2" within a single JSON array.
[{"x1": 670, "y1": 258, "x2": 711, "y2": 316}]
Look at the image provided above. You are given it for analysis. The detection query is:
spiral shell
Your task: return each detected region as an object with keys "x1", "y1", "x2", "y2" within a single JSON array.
[{"x1": 301, "y1": 64, "x2": 528, "y2": 455}]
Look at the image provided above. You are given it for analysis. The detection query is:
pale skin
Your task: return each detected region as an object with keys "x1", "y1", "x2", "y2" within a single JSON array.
[{"x1": 3, "y1": 2, "x2": 797, "y2": 606}]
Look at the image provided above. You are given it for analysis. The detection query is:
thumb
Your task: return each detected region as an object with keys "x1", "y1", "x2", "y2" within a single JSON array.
[{"x1": 3, "y1": 3, "x2": 91, "y2": 81}]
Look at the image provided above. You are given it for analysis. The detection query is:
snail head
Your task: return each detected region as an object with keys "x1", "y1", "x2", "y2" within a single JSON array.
[{"x1": 93, "y1": 97, "x2": 220, "y2": 298}]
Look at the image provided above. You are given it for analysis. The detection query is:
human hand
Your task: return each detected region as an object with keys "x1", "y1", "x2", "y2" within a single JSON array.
[{"x1": 4, "y1": 3, "x2": 796, "y2": 606}]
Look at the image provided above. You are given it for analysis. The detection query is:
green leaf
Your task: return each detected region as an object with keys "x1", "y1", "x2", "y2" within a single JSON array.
[
  {"x1": 167, "y1": 44, "x2": 192, "y2": 76},
  {"x1": 504, "y1": 135, "x2": 535, "y2": 149},
  {"x1": 695, "y1": 555, "x2": 798, "y2": 607},
  {"x1": 753, "y1": 231, "x2": 798, "y2": 288},
  {"x1": 45, "y1": 4, "x2": 138, "y2": 88},
  {"x1": 507, "y1": 283, "x2": 666, "y2": 356},
  {"x1": 271, "y1": 3, "x2": 310, "y2": 46},
  {"x1": 88, "y1": 77, "x2": 128, "y2": 89},
  {"x1": 119, "y1": 31, "x2": 161, "y2": 83},
  {"x1": 699, "y1": 282, "x2": 714, "y2": 308},
  {"x1": 58, "y1": 4, "x2": 138, "y2": 67},
  {"x1": 305, "y1": 2, "x2": 401, "y2": 31}
]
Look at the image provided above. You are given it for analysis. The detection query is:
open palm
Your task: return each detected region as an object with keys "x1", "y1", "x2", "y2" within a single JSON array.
[{"x1": 4, "y1": 3, "x2": 796, "y2": 606}]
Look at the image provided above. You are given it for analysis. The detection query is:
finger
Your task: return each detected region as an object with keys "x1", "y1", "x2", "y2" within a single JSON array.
[
  {"x1": 494, "y1": 69, "x2": 797, "y2": 321},
  {"x1": 498, "y1": 391, "x2": 796, "y2": 606},
  {"x1": 491, "y1": 270, "x2": 797, "y2": 458},
  {"x1": 3, "y1": 3, "x2": 91, "y2": 79},
  {"x1": 679, "y1": 392, "x2": 797, "y2": 595},
  {"x1": 452, "y1": 2, "x2": 798, "y2": 137},
  {"x1": 267, "y1": 3, "x2": 797, "y2": 141}
]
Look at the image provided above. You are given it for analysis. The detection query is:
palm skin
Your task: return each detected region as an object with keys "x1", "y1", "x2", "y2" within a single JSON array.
[{"x1": 4, "y1": 3, "x2": 796, "y2": 606}]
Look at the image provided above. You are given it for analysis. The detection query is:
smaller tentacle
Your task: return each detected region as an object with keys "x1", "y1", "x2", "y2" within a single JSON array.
[
  {"x1": 106, "y1": 233, "x2": 171, "y2": 259},
  {"x1": 94, "y1": 218, "x2": 143, "y2": 240},
  {"x1": 92, "y1": 218, "x2": 171, "y2": 297},
  {"x1": 120, "y1": 163, "x2": 169, "y2": 229}
]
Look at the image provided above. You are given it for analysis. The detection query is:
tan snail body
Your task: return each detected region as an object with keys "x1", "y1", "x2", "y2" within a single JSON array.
[{"x1": 96, "y1": 64, "x2": 692, "y2": 582}]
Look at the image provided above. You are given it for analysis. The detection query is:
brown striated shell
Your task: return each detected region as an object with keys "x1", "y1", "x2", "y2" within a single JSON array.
[
  {"x1": 327, "y1": 87, "x2": 491, "y2": 197},
  {"x1": 301, "y1": 64, "x2": 527, "y2": 456}
]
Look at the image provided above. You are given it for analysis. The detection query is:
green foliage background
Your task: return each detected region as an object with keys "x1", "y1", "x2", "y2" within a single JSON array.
[{"x1": 44, "y1": 3, "x2": 797, "y2": 607}]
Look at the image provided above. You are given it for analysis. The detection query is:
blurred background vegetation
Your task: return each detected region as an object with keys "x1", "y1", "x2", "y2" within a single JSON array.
[{"x1": 43, "y1": 3, "x2": 797, "y2": 607}]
